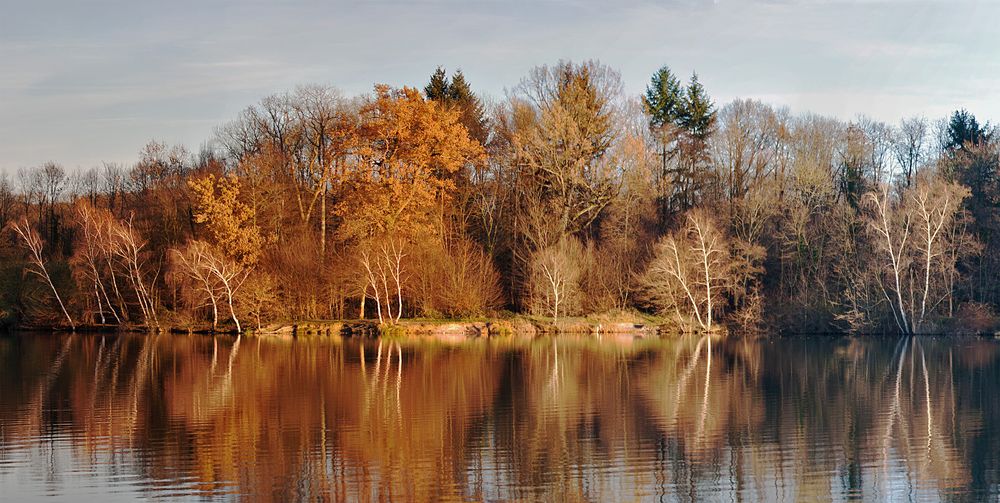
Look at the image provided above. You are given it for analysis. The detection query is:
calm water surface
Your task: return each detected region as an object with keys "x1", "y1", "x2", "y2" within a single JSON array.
[{"x1": 1, "y1": 333, "x2": 998, "y2": 501}]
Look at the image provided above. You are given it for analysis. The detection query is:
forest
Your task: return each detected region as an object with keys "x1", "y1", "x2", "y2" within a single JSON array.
[{"x1": 2, "y1": 60, "x2": 998, "y2": 335}]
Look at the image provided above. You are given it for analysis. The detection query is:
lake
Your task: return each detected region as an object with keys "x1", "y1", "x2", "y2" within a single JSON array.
[{"x1": 0, "y1": 333, "x2": 998, "y2": 501}]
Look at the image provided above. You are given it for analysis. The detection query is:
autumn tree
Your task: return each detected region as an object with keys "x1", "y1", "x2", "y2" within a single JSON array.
[
  {"x1": 180, "y1": 173, "x2": 269, "y2": 332},
  {"x1": 216, "y1": 88, "x2": 354, "y2": 256},
  {"x1": 6, "y1": 65, "x2": 998, "y2": 335},
  {"x1": 338, "y1": 85, "x2": 484, "y2": 323},
  {"x1": 510, "y1": 60, "x2": 622, "y2": 251},
  {"x1": 424, "y1": 67, "x2": 488, "y2": 146},
  {"x1": 423, "y1": 67, "x2": 491, "y2": 244},
  {"x1": 189, "y1": 173, "x2": 265, "y2": 266}
]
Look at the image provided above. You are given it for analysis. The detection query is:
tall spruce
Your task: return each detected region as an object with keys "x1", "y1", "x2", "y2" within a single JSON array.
[
  {"x1": 643, "y1": 66, "x2": 685, "y2": 130},
  {"x1": 680, "y1": 73, "x2": 716, "y2": 141},
  {"x1": 424, "y1": 66, "x2": 450, "y2": 101},
  {"x1": 946, "y1": 109, "x2": 990, "y2": 152},
  {"x1": 424, "y1": 67, "x2": 488, "y2": 145}
]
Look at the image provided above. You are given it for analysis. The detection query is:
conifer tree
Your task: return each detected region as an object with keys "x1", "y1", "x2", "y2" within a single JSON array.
[
  {"x1": 424, "y1": 66, "x2": 450, "y2": 101},
  {"x1": 946, "y1": 109, "x2": 990, "y2": 151},
  {"x1": 643, "y1": 66, "x2": 718, "y2": 225},
  {"x1": 680, "y1": 73, "x2": 716, "y2": 141},
  {"x1": 643, "y1": 66, "x2": 685, "y2": 130},
  {"x1": 447, "y1": 70, "x2": 473, "y2": 102},
  {"x1": 445, "y1": 70, "x2": 488, "y2": 145}
]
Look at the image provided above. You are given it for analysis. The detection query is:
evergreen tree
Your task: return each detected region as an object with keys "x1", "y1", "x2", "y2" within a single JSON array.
[
  {"x1": 447, "y1": 70, "x2": 473, "y2": 102},
  {"x1": 946, "y1": 109, "x2": 990, "y2": 151},
  {"x1": 424, "y1": 67, "x2": 488, "y2": 146},
  {"x1": 424, "y1": 66, "x2": 450, "y2": 101},
  {"x1": 447, "y1": 70, "x2": 488, "y2": 144},
  {"x1": 679, "y1": 73, "x2": 716, "y2": 141},
  {"x1": 643, "y1": 65, "x2": 685, "y2": 130},
  {"x1": 642, "y1": 67, "x2": 717, "y2": 227}
]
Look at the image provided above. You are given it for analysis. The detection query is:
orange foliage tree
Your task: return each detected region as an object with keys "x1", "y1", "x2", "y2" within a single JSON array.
[
  {"x1": 178, "y1": 174, "x2": 267, "y2": 332},
  {"x1": 336, "y1": 85, "x2": 485, "y2": 323},
  {"x1": 188, "y1": 174, "x2": 265, "y2": 266}
]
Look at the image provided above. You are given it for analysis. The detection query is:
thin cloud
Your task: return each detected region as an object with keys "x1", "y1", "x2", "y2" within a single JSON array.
[{"x1": 1, "y1": 0, "x2": 998, "y2": 170}]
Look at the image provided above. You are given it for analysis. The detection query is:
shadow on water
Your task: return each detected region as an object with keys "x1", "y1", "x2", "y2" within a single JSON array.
[{"x1": 0, "y1": 332, "x2": 998, "y2": 501}]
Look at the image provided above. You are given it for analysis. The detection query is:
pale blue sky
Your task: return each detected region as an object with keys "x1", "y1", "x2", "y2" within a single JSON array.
[{"x1": 2, "y1": 0, "x2": 998, "y2": 171}]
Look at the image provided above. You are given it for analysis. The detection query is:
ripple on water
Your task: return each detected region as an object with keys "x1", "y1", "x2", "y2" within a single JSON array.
[{"x1": 0, "y1": 333, "x2": 998, "y2": 501}]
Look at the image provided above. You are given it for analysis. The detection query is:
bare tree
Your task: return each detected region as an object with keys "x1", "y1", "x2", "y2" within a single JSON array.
[
  {"x1": 912, "y1": 181, "x2": 957, "y2": 330},
  {"x1": 110, "y1": 215, "x2": 159, "y2": 329},
  {"x1": 293, "y1": 85, "x2": 353, "y2": 255},
  {"x1": 511, "y1": 60, "x2": 623, "y2": 242},
  {"x1": 10, "y1": 218, "x2": 74, "y2": 330},
  {"x1": 102, "y1": 162, "x2": 128, "y2": 214},
  {"x1": 199, "y1": 243, "x2": 251, "y2": 333},
  {"x1": 712, "y1": 99, "x2": 782, "y2": 209},
  {"x1": 17, "y1": 166, "x2": 43, "y2": 222},
  {"x1": 865, "y1": 174, "x2": 969, "y2": 333},
  {"x1": 892, "y1": 116, "x2": 928, "y2": 189},
  {"x1": 644, "y1": 211, "x2": 732, "y2": 332},
  {"x1": 71, "y1": 203, "x2": 121, "y2": 325},
  {"x1": 360, "y1": 239, "x2": 406, "y2": 325},
  {"x1": 170, "y1": 240, "x2": 223, "y2": 330},
  {"x1": 528, "y1": 236, "x2": 584, "y2": 323},
  {"x1": 865, "y1": 186, "x2": 912, "y2": 333},
  {"x1": 39, "y1": 162, "x2": 66, "y2": 214},
  {"x1": 0, "y1": 173, "x2": 17, "y2": 229},
  {"x1": 72, "y1": 167, "x2": 103, "y2": 207},
  {"x1": 856, "y1": 116, "x2": 894, "y2": 187}
]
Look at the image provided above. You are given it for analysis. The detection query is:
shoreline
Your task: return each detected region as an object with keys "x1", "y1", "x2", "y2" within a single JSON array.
[
  {"x1": 14, "y1": 316, "x2": 668, "y2": 339},
  {"x1": 13, "y1": 321, "x2": 999, "y2": 339}
]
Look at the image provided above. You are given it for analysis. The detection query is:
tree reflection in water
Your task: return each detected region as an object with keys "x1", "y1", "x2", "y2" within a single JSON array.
[{"x1": 0, "y1": 333, "x2": 998, "y2": 501}]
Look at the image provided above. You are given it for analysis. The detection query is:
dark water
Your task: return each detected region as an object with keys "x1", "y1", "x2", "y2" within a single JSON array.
[{"x1": 1, "y1": 333, "x2": 999, "y2": 502}]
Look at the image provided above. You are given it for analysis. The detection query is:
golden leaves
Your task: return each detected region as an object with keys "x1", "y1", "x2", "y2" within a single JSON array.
[
  {"x1": 336, "y1": 85, "x2": 485, "y2": 242},
  {"x1": 189, "y1": 174, "x2": 264, "y2": 266}
]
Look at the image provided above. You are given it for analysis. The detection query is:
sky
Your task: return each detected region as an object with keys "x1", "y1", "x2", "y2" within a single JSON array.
[{"x1": 2, "y1": 0, "x2": 999, "y2": 172}]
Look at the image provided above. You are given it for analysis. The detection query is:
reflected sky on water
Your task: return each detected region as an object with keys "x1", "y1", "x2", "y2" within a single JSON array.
[{"x1": 0, "y1": 333, "x2": 998, "y2": 501}]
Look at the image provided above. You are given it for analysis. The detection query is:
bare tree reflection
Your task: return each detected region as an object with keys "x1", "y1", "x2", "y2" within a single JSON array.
[{"x1": 0, "y1": 334, "x2": 996, "y2": 501}]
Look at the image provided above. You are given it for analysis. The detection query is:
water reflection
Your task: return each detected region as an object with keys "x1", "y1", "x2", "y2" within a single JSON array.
[{"x1": 0, "y1": 333, "x2": 998, "y2": 501}]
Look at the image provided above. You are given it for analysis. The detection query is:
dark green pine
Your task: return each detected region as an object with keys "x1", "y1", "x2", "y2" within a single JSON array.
[
  {"x1": 425, "y1": 66, "x2": 450, "y2": 101},
  {"x1": 643, "y1": 65, "x2": 685, "y2": 130}
]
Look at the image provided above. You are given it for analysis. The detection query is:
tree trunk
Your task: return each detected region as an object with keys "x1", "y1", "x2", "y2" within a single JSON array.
[{"x1": 320, "y1": 183, "x2": 327, "y2": 255}]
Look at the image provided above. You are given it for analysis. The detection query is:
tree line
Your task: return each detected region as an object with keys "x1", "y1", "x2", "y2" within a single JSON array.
[{"x1": 2, "y1": 60, "x2": 998, "y2": 334}]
